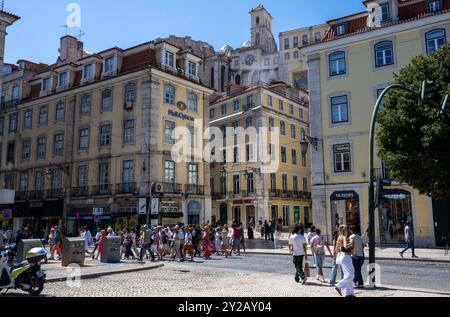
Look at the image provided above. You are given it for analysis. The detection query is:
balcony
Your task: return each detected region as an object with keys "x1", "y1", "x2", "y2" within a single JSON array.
[
  {"x1": 162, "y1": 183, "x2": 183, "y2": 194},
  {"x1": 116, "y1": 183, "x2": 137, "y2": 195},
  {"x1": 241, "y1": 190, "x2": 257, "y2": 198},
  {"x1": 91, "y1": 185, "x2": 112, "y2": 196},
  {"x1": 243, "y1": 103, "x2": 255, "y2": 112},
  {"x1": 0, "y1": 99, "x2": 21, "y2": 112},
  {"x1": 71, "y1": 186, "x2": 90, "y2": 197},
  {"x1": 28, "y1": 190, "x2": 45, "y2": 200},
  {"x1": 185, "y1": 184, "x2": 205, "y2": 196},
  {"x1": 213, "y1": 192, "x2": 227, "y2": 200},
  {"x1": 46, "y1": 188, "x2": 65, "y2": 199},
  {"x1": 15, "y1": 191, "x2": 28, "y2": 201}
]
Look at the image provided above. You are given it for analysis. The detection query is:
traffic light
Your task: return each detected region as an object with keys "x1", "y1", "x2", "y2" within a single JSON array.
[
  {"x1": 420, "y1": 80, "x2": 435, "y2": 104},
  {"x1": 375, "y1": 178, "x2": 391, "y2": 206}
]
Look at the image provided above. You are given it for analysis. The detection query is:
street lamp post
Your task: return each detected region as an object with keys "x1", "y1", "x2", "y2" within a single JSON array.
[{"x1": 367, "y1": 82, "x2": 449, "y2": 288}]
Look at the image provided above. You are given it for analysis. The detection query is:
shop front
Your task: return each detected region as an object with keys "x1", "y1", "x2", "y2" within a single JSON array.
[
  {"x1": 379, "y1": 189, "x2": 413, "y2": 244},
  {"x1": 330, "y1": 191, "x2": 361, "y2": 234},
  {"x1": 66, "y1": 205, "x2": 112, "y2": 237},
  {"x1": 160, "y1": 200, "x2": 183, "y2": 226},
  {"x1": 115, "y1": 198, "x2": 146, "y2": 233},
  {"x1": 187, "y1": 200, "x2": 202, "y2": 225}
]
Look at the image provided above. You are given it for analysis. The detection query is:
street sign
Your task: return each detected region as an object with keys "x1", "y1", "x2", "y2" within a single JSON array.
[
  {"x1": 138, "y1": 198, "x2": 147, "y2": 215},
  {"x1": 151, "y1": 198, "x2": 160, "y2": 215},
  {"x1": 93, "y1": 208, "x2": 104, "y2": 216}
]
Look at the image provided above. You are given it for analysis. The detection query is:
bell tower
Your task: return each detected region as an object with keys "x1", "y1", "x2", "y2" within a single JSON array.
[
  {"x1": 250, "y1": 4, "x2": 277, "y2": 54},
  {"x1": 0, "y1": 5, "x2": 20, "y2": 95}
]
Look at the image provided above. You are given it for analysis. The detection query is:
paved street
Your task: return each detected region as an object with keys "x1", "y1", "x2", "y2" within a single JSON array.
[{"x1": 3, "y1": 253, "x2": 449, "y2": 297}]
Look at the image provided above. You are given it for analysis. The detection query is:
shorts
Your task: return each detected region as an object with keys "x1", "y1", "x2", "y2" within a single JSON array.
[
  {"x1": 233, "y1": 238, "x2": 241, "y2": 246},
  {"x1": 315, "y1": 252, "x2": 325, "y2": 268}
]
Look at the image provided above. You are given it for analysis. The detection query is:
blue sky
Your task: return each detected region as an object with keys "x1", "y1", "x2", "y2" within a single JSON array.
[{"x1": 4, "y1": 0, "x2": 365, "y2": 65}]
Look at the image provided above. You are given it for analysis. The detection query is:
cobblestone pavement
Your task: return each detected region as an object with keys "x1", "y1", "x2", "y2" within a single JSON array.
[{"x1": 3, "y1": 254, "x2": 450, "y2": 297}]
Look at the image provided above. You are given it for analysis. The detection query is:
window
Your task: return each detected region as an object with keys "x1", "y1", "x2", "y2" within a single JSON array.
[
  {"x1": 426, "y1": 29, "x2": 447, "y2": 55},
  {"x1": 291, "y1": 124, "x2": 296, "y2": 139},
  {"x1": 0, "y1": 116, "x2": 4, "y2": 136},
  {"x1": 79, "y1": 128, "x2": 89, "y2": 151},
  {"x1": 124, "y1": 83, "x2": 136, "y2": 104},
  {"x1": 188, "y1": 164, "x2": 198, "y2": 185},
  {"x1": 281, "y1": 146, "x2": 287, "y2": 163},
  {"x1": 294, "y1": 51, "x2": 300, "y2": 59},
  {"x1": 301, "y1": 128, "x2": 306, "y2": 141},
  {"x1": 9, "y1": 113, "x2": 17, "y2": 132},
  {"x1": 209, "y1": 108, "x2": 215, "y2": 119},
  {"x1": 302, "y1": 153, "x2": 307, "y2": 167},
  {"x1": 335, "y1": 24, "x2": 346, "y2": 36},
  {"x1": 292, "y1": 149, "x2": 297, "y2": 165},
  {"x1": 188, "y1": 61, "x2": 197, "y2": 77},
  {"x1": 246, "y1": 95, "x2": 254, "y2": 108},
  {"x1": 334, "y1": 143, "x2": 351, "y2": 173},
  {"x1": 53, "y1": 133, "x2": 64, "y2": 156},
  {"x1": 51, "y1": 169, "x2": 62, "y2": 190},
  {"x1": 221, "y1": 103, "x2": 227, "y2": 115},
  {"x1": 247, "y1": 173, "x2": 254, "y2": 193},
  {"x1": 331, "y1": 96, "x2": 349, "y2": 124},
  {"x1": 315, "y1": 32, "x2": 322, "y2": 42},
  {"x1": 293, "y1": 37, "x2": 299, "y2": 47},
  {"x1": 77, "y1": 166, "x2": 88, "y2": 187},
  {"x1": 84, "y1": 64, "x2": 93, "y2": 79},
  {"x1": 279, "y1": 100, "x2": 284, "y2": 111},
  {"x1": 7, "y1": 142, "x2": 15, "y2": 163},
  {"x1": 165, "y1": 51, "x2": 175, "y2": 68},
  {"x1": 380, "y1": 3, "x2": 390, "y2": 22},
  {"x1": 122, "y1": 160, "x2": 134, "y2": 184},
  {"x1": 270, "y1": 173, "x2": 276, "y2": 192},
  {"x1": 233, "y1": 100, "x2": 240, "y2": 112},
  {"x1": 293, "y1": 176, "x2": 299, "y2": 193},
  {"x1": 282, "y1": 174, "x2": 288, "y2": 193},
  {"x1": 164, "y1": 160, "x2": 175, "y2": 183},
  {"x1": 165, "y1": 85, "x2": 175, "y2": 105},
  {"x1": 4, "y1": 175, "x2": 14, "y2": 189},
  {"x1": 12, "y1": 85, "x2": 19, "y2": 101},
  {"x1": 245, "y1": 117, "x2": 253, "y2": 129},
  {"x1": 101, "y1": 88, "x2": 113, "y2": 111},
  {"x1": 283, "y1": 206, "x2": 290, "y2": 226},
  {"x1": 35, "y1": 170, "x2": 44, "y2": 192},
  {"x1": 267, "y1": 95, "x2": 273, "y2": 107},
  {"x1": 188, "y1": 125, "x2": 198, "y2": 148},
  {"x1": 428, "y1": 0, "x2": 442, "y2": 12},
  {"x1": 233, "y1": 175, "x2": 240, "y2": 194},
  {"x1": 289, "y1": 104, "x2": 294, "y2": 115},
  {"x1": 55, "y1": 102, "x2": 65, "y2": 121},
  {"x1": 42, "y1": 78, "x2": 51, "y2": 91},
  {"x1": 19, "y1": 172, "x2": 28, "y2": 192},
  {"x1": 246, "y1": 144, "x2": 254, "y2": 162},
  {"x1": 375, "y1": 41, "x2": 394, "y2": 67},
  {"x1": 20, "y1": 110, "x2": 29, "y2": 130},
  {"x1": 264, "y1": 58, "x2": 270, "y2": 66},
  {"x1": 269, "y1": 117, "x2": 274, "y2": 132},
  {"x1": 38, "y1": 106, "x2": 47, "y2": 126},
  {"x1": 80, "y1": 94, "x2": 91, "y2": 114},
  {"x1": 59, "y1": 72, "x2": 68, "y2": 86},
  {"x1": 22, "y1": 139, "x2": 31, "y2": 161},
  {"x1": 164, "y1": 120, "x2": 176, "y2": 144},
  {"x1": 220, "y1": 173, "x2": 227, "y2": 194},
  {"x1": 232, "y1": 120, "x2": 239, "y2": 131},
  {"x1": 105, "y1": 57, "x2": 115, "y2": 73},
  {"x1": 280, "y1": 121, "x2": 286, "y2": 135},
  {"x1": 99, "y1": 163, "x2": 110, "y2": 190},
  {"x1": 233, "y1": 146, "x2": 239, "y2": 163},
  {"x1": 303, "y1": 177, "x2": 308, "y2": 192},
  {"x1": 270, "y1": 144, "x2": 276, "y2": 161},
  {"x1": 284, "y1": 52, "x2": 290, "y2": 61},
  {"x1": 300, "y1": 109, "x2": 304, "y2": 120},
  {"x1": 37, "y1": 136, "x2": 47, "y2": 159},
  {"x1": 284, "y1": 38, "x2": 290, "y2": 49},
  {"x1": 188, "y1": 93, "x2": 198, "y2": 112},
  {"x1": 100, "y1": 123, "x2": 111, "y2": 148},
  {"x1": 302, "y1": 35, "x2": 308, "y2": 45},
  {"x1": 123, "y1": 119, "x2": 135, "y2": 144},
  {"x1": 329, "y1": 51, "x2": 346, "y2": 76}
]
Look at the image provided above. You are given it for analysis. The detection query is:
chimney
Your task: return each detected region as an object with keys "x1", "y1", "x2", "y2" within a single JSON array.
[{"x1": 58, "y1": 35, "x2": 84, "y2": 64}]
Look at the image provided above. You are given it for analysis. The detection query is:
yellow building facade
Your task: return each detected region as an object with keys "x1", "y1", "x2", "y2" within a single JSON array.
[
  {"x1": 209, "y1": 83, "x2": 311, "y2": 227},
  {"x1": 302, "y1": 0, "x2": 450, "y2": 247}
]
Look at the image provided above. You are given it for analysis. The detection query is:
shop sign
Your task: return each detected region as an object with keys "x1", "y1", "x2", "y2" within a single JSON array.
[
  {"x1": 161, "y1": 201, "x2": 179, "y2": 213},
  {"x1": 139, "y1": 198, "x2": 147, "y2": 215},
  {"x1": 93, "y1": 208, "x2": 104, "y2": 216},
  {"x1": 331, "y1": 191, "x2": 359, "y2": 201},
  {"x1": 151, "y1": 198, "x2": 160, "y2": 215},
  {"x1": 168, "y1": 109, "x2": 194, "y2": 122},
  {"x1": 0, "y1": 209, "x2": 12, "y2": 220},
  {"x1": 382, "y1": 193, "x2": 407, "y2": 200}
]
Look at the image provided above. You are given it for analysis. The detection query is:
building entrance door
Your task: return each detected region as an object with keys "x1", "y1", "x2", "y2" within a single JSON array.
[
  {"x1": 220, "y1": 204, "x2": 228, "y2": 226},
  {"x1": 432, "y1": 199, "x2": 450, "y2": 247}
]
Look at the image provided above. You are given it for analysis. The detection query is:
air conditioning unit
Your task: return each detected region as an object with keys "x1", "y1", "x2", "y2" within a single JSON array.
[
  {"x1": 123, "y1": 101, "x2": 134, "y2": 111},
  {"x1": 177, "y1": 68, "x2": 185, "y2": 76},
  {"x1": 155, "y1": 183, "x2": 164, "y2": 193}
]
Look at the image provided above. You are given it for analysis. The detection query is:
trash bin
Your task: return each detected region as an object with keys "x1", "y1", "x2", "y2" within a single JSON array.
[
  {"x1": 62, "y1": 238, "x2": 85, "y2": 267},
  {"x1": 100, "y1": 236, "x2": 121, "y2": 263},
  {"x1": 17, "y1": 239, "x2": 43, "y2": 263}
]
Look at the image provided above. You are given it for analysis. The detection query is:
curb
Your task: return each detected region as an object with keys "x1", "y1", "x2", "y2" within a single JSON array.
[
  {"x1": 244, "y1": 251, "x2": 450, "y2": 263},
  {"x1": 45, "y1": 263, "x2": 164, "y2": 283}
]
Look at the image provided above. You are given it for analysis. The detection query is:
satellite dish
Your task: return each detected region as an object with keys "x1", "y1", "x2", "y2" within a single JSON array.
[
  {"x1": 241, "y1": 41, "x2": 252, "y2": 48},
  {"x1": 220, "y1": 45, "x2": 233, "y2": 57}
]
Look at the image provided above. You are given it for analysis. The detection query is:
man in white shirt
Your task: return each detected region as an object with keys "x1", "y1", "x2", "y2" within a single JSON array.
[
  {"x1": 107, "y1": 227, "x2": 117, "y2": 237},
  {"x1": 81, "y1": 226, "x2": 93, "y2": 254},
  {"x1": 288, "y1": 225, "x2": 308, "y2": 284}
]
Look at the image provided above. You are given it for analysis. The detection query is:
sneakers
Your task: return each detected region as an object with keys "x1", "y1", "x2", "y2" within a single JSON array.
[
  {"x1": 302, "y1": 278, "x2": 307, "y2": 285},
  {"x1": 412, "y1": 255, "x2": 419, "y2": 258},
  {"x1": 335, "y1": 287, "x2": 343, "y2": 297},
  {"x1": 399, "y1": 252, "x2": 403, "y2": 258},
  {"x1": 295, "y1": 278, "x2": 300, "y2": 283}
]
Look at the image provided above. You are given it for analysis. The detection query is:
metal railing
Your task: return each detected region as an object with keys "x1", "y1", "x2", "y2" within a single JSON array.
[
  {"x1": 46, "y1": 188, "x2": 65, "y2": 199},
  {"x1": 0, "y1": 99, "x2": 21, "y2": 112},
  {"x1": 185, "y1": 184, "x2": 205, "y2": 195},
  {"x1": 91, "y1": 184, "x2": 112, "y2": 196},
  {"x1": 116, "y1": 183, "x2": 137, "y2": 195},
  {"x1": 71, "y1": 186, "x2": 90, "y2": 197},
  {"x1": 162, "y1": 182, "x2": 183, "y2": 194}
]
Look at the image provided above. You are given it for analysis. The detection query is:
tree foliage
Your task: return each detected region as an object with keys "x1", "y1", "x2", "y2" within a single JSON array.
[{"x1": 377, "y1": 45, "x2": 450, "y2": 200}]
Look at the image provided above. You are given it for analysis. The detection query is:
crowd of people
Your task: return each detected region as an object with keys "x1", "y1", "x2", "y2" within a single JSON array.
[
  {"x1": 75, "y1": 222, "x2": 249, "y2": 263},
  {"x1": 288, "y1": 223, "x2": 365, "y2": 298}
]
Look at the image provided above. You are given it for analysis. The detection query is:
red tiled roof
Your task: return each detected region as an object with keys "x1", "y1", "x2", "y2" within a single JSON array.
[{"x1": 121, "y1": 49, "x2": 155, "y2": 73}]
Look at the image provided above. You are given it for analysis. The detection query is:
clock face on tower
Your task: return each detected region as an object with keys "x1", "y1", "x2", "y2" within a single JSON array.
[{"x1": 245, "y1": 54, "x2": 255, "y2": 66}]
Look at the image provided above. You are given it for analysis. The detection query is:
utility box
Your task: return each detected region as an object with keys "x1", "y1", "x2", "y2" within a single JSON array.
[
  {"x1": 100, "y1": 236, "x2": 121, "y2": 263},
  {"x1": 17, "y1": 239, "x2": 43, "y2": 263},
  {"x1": 62, "y1": 238, "x2": 85, "y2": 267}
]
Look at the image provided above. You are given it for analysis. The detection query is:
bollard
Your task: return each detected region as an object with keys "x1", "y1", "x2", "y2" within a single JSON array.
[
  {"x1": 17, "y1": 239, "x2": 43, "y2": 263},
  {"x1": 100, "y1": 236, "x2": 121, "y2": 263},
  {"x1": 62, "y1": 238, "x2": 85, "y2": 267}
]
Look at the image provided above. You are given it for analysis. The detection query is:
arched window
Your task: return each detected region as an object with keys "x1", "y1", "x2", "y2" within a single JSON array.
[
  {"x1": 329, "y1": 51, "x2": 346, "y2": 76},
  {"x1": 235, "y1": 74, "x2": 241, "y2": 86},
  {"x1": 165, "y1": 84, "x2": 175, "y2": 105},
  {"x1": 124, "y1": 83, "x2": 136, "y2": 103},
  {"x1": 425, "y1": 29, "x2": 447, "y2": 55},
  {"x1": 188, "y1": 92, "x2": 198, "y2": 112},
  {"x1": 374, "y1": 41, "x2": 394, "y2": 67}
]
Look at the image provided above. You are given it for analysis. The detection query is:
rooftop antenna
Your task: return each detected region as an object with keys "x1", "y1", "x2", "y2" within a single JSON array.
[
  {"x1": 1, "y1": 0, "x2": 5, "y2": 11},
  {"x1": 77, "y1": 29, "x2": 85, "y2": 41},
  {"x1": 60, "y1": 24, "x2": 69, "y2": 36}
]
